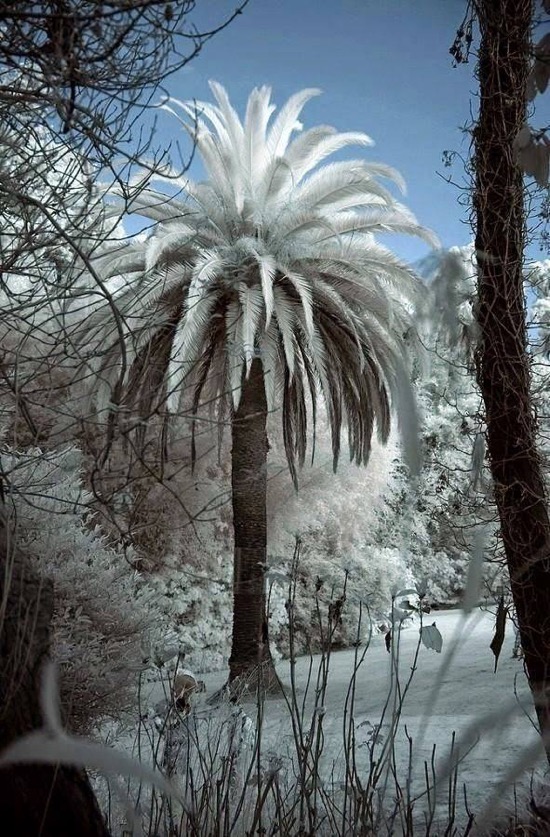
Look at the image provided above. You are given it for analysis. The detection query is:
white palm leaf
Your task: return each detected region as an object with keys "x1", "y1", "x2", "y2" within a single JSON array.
[
  {"x1": 307, "y1": 262, "x2": 393, "y2": 324},
  {"x1": 303, "y1": 177, "x2": 392, "y2": 214},
  {"x1": 92, "y1": 250, "x2": 145, "y2": 283},
  {"x1": 165, "y1": 326, "x2": 189, "y2": 413},
  {"x1": 73, "y1": 269, "x2": 145, "y2": 342},
  {"x1": 322, "y1": 203, "x2": 439, "y2": 248},
  {"x1": 225, "y1": 297, "x2": 244, "y2": 409},
  {"x1": 311, "y1": 278, "x2": 365, "y2": 365},
  {"x1": 188, "y1": 249, "x2": 225, "y2": 293},
  {"x1": 140, "y1": 158, "x2": 233, "y2": 231},
  {"x1": 166, "y1": 97, "x2": 232, "y2": 148},
  {"x1": 260, "y1": 324, "x2": 281, "y2": 411},
  {"x1": 266, "y1": 88, "x2": 322, "y2": 158},
  {"x1": 305, "y1": 320, "x2": 329, "y2": 393},
  {"x1": 283, "y1": 270, "x2": 314, "y2": 337},
  {"x1": 310, "y1": 209, "x2": 410, "y2": 243},
  {"x1": 271, "y1": 209, "x2": 338, "y2": 245},
  {"x1": 238, "y1": 282, "x2": 264, "y2": 374},
  {"x1": 226, "y1": 238, "x2": 278, "y2": 324},
  {"x1": 257, "y1": 253, "x2": 277, "y2": 328},
  {"x1": 114, "y1": 265, "x2": 183, "y2": 325},
  {"x1": 272, "y1": 286, "x2": 297, "y2": 375},
  {"x1": 145, "y1": 226, "x2": 195, "y2": 271},
  {"x1": 332, "y1": 242, "x2": 419, "y2": 295},
  {"x1": 209, "y1": 82, "x2": 245, "y2": 151},
  {"x1": 244, "y1": 85, "x2": 276, "y2": 180},
  {"x1": 283, "y1": 125, "x2": 337, "y2": 172},
  {"x1": 361, "y1": 203, "x2": 440, "y2": 246},
  {"x1": 190, "y1": 132, "x2": 242, "y2": 213},
  {"x1": 207, "y1": 83, "x2": 247, "y2": 212},
  {"x1": 165, "y1": 291, "x2": 216, "y2": 411},
  {"x1": 257, "y1": 155, "x2": 294, "y2": 210},
  {"x1": 161, "y1": 99, "x2": 244, "y2": 211},
  {"x1": 179, "y1": 183, "x2": 235, "y2": 239},
  {"x1": 290, "y1": 132, "x2": 375, "y2": 184},
  {"x1": 292, "y1": 161, "x2": 396, "y2": 211}
]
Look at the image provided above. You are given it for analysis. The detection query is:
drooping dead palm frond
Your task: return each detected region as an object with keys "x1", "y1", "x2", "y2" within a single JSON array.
[{"x1": 80, "y1": 82, "x2": 437, "y2": 481}]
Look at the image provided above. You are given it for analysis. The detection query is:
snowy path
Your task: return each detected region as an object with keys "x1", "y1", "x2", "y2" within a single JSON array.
[{"x1": 193, "y1": 609, "x2": 544, "y2": 826}]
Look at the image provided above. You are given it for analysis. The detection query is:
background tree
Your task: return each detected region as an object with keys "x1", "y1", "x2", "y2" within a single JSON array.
[
  {"x1": 77, "y1": 83, "x2": 436, "y2": 688},
  {"x1": 470, "y1": 0, "x2": 550, "y2": 746},
  {"x1": 0, "y1": 2, "x2": 246, "y2": 832}
]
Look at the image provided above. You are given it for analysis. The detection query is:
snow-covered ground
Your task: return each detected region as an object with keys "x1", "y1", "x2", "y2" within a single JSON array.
[{"x1": 105, "y1": 608, "x2": 547, "y2": 835}]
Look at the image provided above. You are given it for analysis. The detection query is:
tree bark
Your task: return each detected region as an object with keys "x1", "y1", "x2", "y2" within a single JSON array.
[
  {"x1": 473, "y1": 0, "x2": 550, "y2": 747},
  {"x1": 228, "y1": 357, "x2": 279, "y2": 692},
  {"x1": 0, "y1": 515, "x2": 111, "y2": 836}
]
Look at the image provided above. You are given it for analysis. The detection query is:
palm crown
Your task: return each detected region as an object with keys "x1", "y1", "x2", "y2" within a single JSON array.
[{"x1": 83, "y1": 82, "x2": 436, "y2": 482}]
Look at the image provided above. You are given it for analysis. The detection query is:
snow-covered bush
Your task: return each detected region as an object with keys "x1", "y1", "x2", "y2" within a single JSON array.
[
  {"x1": 265, "y1": 424, "x2": 413, "y2": 654},
  {"x1": 407, "y1": 246, "x2": 501, "y2": 602},
  {"x1": 1, "y1": 445, "x2": 169, "y2": 733}
]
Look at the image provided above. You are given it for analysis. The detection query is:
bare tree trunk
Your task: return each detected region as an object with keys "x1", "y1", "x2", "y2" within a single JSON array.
[
  {"x1": 228, "y1": 357, "x2": 279, "y2": 692},
  {"x1": 473, "y1": 0, "x2": 550, "y2": 747},
  {"x1": 0, "y1": 516, "x2": 111, "y2": 836}
]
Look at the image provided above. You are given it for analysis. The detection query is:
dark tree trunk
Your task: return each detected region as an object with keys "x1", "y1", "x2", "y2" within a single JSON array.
[
  {"x1": 473, "y1": 0, "x2": 550, "y2": 747},
  {"x1": 0, "y1": 516, "x2": 111, "y2": 836},
  {"x1": 228, "y1": 357, "x2": 279, "y2": 691}
]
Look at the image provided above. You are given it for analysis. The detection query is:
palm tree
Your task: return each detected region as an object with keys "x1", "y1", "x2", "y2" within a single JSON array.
[{"x1": 80, "y1": 83, "x2": 435, "y2": 687}]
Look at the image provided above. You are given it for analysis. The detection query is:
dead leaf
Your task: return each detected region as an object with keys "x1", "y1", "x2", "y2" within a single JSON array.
[{"x1": 490, "y1": 596, "x2": 507, "y2": 672}]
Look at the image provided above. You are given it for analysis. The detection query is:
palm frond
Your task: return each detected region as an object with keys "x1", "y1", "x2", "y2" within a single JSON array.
[
  {"x1": 260, "y1": 324, "x2": 281, "y2": 412},
  {"x1": 272, "y1": 286, "x2": 297, "y2": 375},
  {"x1": 244, "y1": 85, "x2": 276, "y2": 180},
  {"x1": 266, "y1": 88, "x2": 322, "y2": 159},
  {"x1": 290, "y1": 132, "x2": 374, "y2": 184},
  {"x1": 238, "y1": 282, "x2": 264, "y2": 374}
]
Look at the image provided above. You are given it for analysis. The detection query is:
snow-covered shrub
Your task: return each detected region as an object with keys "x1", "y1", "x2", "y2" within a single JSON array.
[
  {"x1": 266, "y1": 425, "x2": 413, "y2": 654},
  {"x1": 409, "y1": 246, "x2": 501, "y2": 603},
  {"x1": 1, "y1": 445, "x2": 169, "y2": 733},
  {"x1": 144, "y1": 557, "x2": 232, "y2": 674},
  {"x1": 87, "y1": 429, "x2": 237, "y2": 673}
]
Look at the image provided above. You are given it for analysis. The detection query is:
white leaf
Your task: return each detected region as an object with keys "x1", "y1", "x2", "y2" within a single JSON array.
[
  {"x1": 513, "y1": 123, "x2": 532, "y2": 153},
  {"x1": 0, "y1": 731, "x2": 181, "y2": 801},
  {"x1": 420, "y1": 622, "x2": 443, "y2": 653},
  {"x1": 41, "y1": 662, "x2": 64, "y2": 735}
]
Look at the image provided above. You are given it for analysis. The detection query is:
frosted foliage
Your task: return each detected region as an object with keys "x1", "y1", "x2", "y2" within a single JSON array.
[
  {"x1": 0, "y1": 114, "x2": 102, "y2": 347},
  {"x1": 102, "y1": 434, "x2": 236, "y2": 673},
  {"x1": 144, "y1": 560, "x2": 233, "y2": 674},
  {"x1": 408, "y1": 245, "x2": 500, "y2": 601},
  {"x1": 528, "y1": 259, "x2": 550, "y2": 353},
  {"x1": 266, "y1": 424, "x2": 412, "y2": 652},
  {"x1": 121, "y1": 418, "x2": 413, "y2": 664},
  {"x1": 2, "y1": 446, "x2": 169, "y2": 733},
  {"x1": 122, "y1": 382, "x2": 482, "y2": 664},
  {"x1": 528, "y1": 260, "x2": 550, "y2": 505}
]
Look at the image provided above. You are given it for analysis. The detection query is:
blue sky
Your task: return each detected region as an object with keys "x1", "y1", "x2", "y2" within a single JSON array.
[{"x1": 149, "y1": 0, "x2": 542, "y2": 264}]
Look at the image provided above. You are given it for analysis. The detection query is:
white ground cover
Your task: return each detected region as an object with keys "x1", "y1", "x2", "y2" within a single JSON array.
[{"x1": 101, "y1": 609, "x2": 547, "y2": 835}]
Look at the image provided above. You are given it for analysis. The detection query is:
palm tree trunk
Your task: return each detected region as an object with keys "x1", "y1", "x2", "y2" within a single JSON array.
[
  {"x1": 473, "y1": 0, "x2": 550, "y2": 748},
  {"x1": 0, "y1": 516, "x2": 111, "y2": 836},
  {"x1": 228, "y1": 357, "x2": 279, "y2": 691}
]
